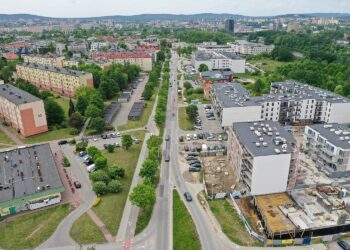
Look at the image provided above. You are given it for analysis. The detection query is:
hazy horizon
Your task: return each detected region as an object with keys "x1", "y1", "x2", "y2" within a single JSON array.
[{"x1": 0, "y1": 0, "x2": 350, "y2": 18}]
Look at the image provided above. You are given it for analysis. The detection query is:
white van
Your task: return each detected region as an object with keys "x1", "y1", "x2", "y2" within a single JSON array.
[{"x1": 87, "y1": 164, "x2": 96, "y2": 173}]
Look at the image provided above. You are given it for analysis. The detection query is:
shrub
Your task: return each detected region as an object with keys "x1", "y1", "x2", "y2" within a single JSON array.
[
  {"x1": 63, "y1": 157, "x2": 70, "y2": 167},
  {"x1": 94, "y1": 156, "x2": 107, "y2": 170},
  {"x1": 93, "y1": 181, "x2": 108, "y2": 195},
  {"x1": 89, "y1": 170, "x2": 110, "y2": 183},
  {"x1": 108, "y1": 180, "x2": 123, "y2": 193},
  {"x1": 109, "y1": 165, "x2": 125, "y2": 179},
  {"x1": 76, "y1": 141, "x2": 88, "y2": 151}
]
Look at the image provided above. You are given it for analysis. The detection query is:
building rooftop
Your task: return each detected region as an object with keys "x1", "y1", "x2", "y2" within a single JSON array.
[
  {"x1": 0, "y1": 144, "x2": 64, "y2": 205},
  {"x1": 0, "y1": 83, "x2": 41, "y2": 105},
  {"x1": 19, "y1": 62, "x2": 88, "y2": 76},
  {"x1": 307, "y1": 123, "x2": 350, "y2": 150},
  {"x1": 194, "y1": 51, "x2": 242, "y2": 61},
  {"x1": 232, "y1": 121, "x2": 295, "y2": 157},
  {"x1": 92, "y1": 52, "x2": 152, "y2": 60},
  {"x1": 201, "y1": 70, "x2": 233, "y2": 79}
]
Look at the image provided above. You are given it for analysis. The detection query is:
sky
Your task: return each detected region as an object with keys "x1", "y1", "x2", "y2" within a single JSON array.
[{"x1": 0, "y1": 0, "x2": 350, "y2": 18}]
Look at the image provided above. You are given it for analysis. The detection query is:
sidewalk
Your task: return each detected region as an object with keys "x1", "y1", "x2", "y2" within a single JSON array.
[
  {"x1": 87, "y1": 209, "x2": 115, "y2": 243},
  {"x1": 0, "y1": 124, "x2": 24, "y2": 145}
]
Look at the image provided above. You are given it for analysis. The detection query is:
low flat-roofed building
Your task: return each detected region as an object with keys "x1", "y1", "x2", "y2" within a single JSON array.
[
  {"x1": 0, "y1": 83, "x2": 48, "y2": 137},
  {"x1": 128, "y1": 101, "x2": 145, "y2": 120},
  {"x1": 0, "y1": 144, "x2": 64, "y2": 217}
]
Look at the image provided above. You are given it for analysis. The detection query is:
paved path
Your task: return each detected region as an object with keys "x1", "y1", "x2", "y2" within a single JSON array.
[
  {"x1": 0, "y1": 124, "x2": 24, "y2": 145},
  {"x1": 87, "y1": 209, "x2": 115, "y2": 243},
  {"x1": 79, "y1": 117, "x2": 91, "y2": 137}
]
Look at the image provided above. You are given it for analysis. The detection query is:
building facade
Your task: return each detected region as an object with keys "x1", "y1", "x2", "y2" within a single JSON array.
[
  {"x1": 16, "y1": 63, "x2": 94, "y2": 97},
  {"x1": 23, "y1": 54, "x2": 65, "y2": 68},
  {"x1": 92, "y1": 53, "x2": 153, "y2": 71},
  {"x1": 225, "y1": 19, "x2": 235, "y2": 34},
  {"x1": 227, "y1": 121, "x2": 298, "y2": 195},
  {"x1": 0, "y1": 83, "x2": 48, "y2": 137},
  {"x1": 232, "y1": 40, "x2": 274, "y2": 55}
]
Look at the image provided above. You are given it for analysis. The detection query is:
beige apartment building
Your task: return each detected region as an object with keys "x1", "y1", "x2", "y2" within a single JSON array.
[
  {"x1": 0, "y1": 83, "x2": 48, "y2": 137},
  {"x1": 92, "y1": 53, "x2": 153, "y2": 71},
  {"x1": 16, "y1": 63, "x2": 94, "y2": 97},
  {"x1": 23, "y1": 54, "x2": 65, "y2": 68}
]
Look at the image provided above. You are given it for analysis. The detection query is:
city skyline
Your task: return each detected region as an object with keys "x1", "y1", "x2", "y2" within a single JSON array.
[{"x1": 0, "y1": 0, "x2": 350, "y2": 18}]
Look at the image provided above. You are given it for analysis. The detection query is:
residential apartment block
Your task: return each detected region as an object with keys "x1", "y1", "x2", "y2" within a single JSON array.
[
  {"x1": 227, "y1": 121, "x2": 298, "y2": 195},
  {"x1": 232, "y1": 40, "x2": 274, "y2": 55},
  {"x1": 16, "y1": 63, "x2": 94, "y2": 97},
  {"x1": 192, "y1": 51, "x2": 245, "y2": 73},
  {"x1": 304, "y1": 124, "x2": 350, "y2": 177},
  {"x1": 0, "y1": 83, "x2": 48, "y2": 137},
  {"x1": 0, "y1": 144, "x2": 64, "y2": 217},
  {"x1": 211, "y1": 81, "x2": 350, "y2": 127},
  {"x1": 92, "y1": 52, "x2": 153, "y2": 71},
  {"x1": 23, "y1": 54, "x2": 65, "y2": 68}
]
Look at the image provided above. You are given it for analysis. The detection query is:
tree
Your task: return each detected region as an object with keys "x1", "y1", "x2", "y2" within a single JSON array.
[
  {"x1": 87, "y1": 146, "x2": 101, "y2": 161},
  {"x1": 122, "y1": 134, "x2": 133, "y2": 150},
  {"x1": 107, "y1": 144, "x2": 115, "y2": 153},
  {"x1": 271, "y1": 47, "x2": 294, "y2": 62},
  {"x1": 76, "y1": 95, "x2": 89, "y2": 115},
  {"x1": 109, "y1": 165, "x2": 125, "y2": 179},
  {"x1": 334, "y1": 85, "x2": 344, "y2": 95},
  {"x1": 142, "y1": 85, "x2": 153, "y2": 100},
  {"x1": 76, "y1": 141, "x2": 88, "y2": 151},
  {"x1": 107, "y1": 180, "x2": 123, "y2": 193},
  {"x1": 129, "y1": 183, "x2": 156, "y2": 209},
  {"x1": 15, "y1": 79, "x2": 41, "y2": 97},
  {"x1": 85, "y1": 104, "x2": 102, "y2": 118},
  {"x1": 40, "y1": 90, "x2": 53, "y2": 100},
  {"x1": 44, "y1": 99, "x2": 65, "y2": 127},
  {"x1": 93, "y1": 181, "x2": 108, "y2": 195},
  {"x1": 186, "y1": 105, "x2": 198, "y2": 123},
  {"x1": 139, "y1": 159, "x2": 158, "y2": 184},
  {"x1": 90, "y1": 117, "x2": 105, "y2": 133},
  {"x1": 253, "y1": 79, "x2": 265, "y2": 95},
  {"x1": 89, "y1": 170, "x2": 110, "y2": 184},
  {"x1": 199, "y1": 64, "x2": 209, "y2": 72},
  {"x1": 184, "y1": 81, "x2": 192, "y2": 90},
  {"x1": 157, "y1": 51, "x2": 165, "y2": 62},
  {"x1": 69, "y1": 112, "x2": 85, "y2": 129},
  {"x1": 94, "y1": 156, "x2": 107, "y2": 170},
  {"x1": 68, "y1": 98, "x2": 75, "y2": 117}
]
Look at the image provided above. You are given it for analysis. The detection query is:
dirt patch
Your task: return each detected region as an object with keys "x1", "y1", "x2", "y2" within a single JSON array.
[{"x1": 236, "y1": 198, "x2": 260, "y2": 233}]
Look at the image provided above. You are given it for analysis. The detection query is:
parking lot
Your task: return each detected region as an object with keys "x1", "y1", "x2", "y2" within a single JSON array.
[{"x1": 194, "y1": 104, "x2": 223, "y2": 133}]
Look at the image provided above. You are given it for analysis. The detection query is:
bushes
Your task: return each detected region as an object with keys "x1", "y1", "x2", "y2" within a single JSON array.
[
  {"x1": 109, "y1": 165, "x2": 125, "y2": 179},
  {"x1": 90, "y1": 170, "x2": 110, "y2": 183},
  {"x1": 93, "y1": 181, "x2": 108, "y2": 195},
  {"x1": 155, "y1": 60, "x2": 170, "y2": 129},
  {"x1": 76, "y1": 141, "x2": 88, "y2": 152},
  {"x1": 107, "y1": 180, "x2": 123, "y2": 193},
  {"x1": 63, "y1": 157, "x2": 71, "y2": 167}
]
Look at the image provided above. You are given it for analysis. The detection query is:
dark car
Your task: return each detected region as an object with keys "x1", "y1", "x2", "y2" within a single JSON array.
[
  {"x1": 184, "y1": 192, "x2": 193, "y2": 201},
  {"x1": 198, "y1": 134, "x2": 204, "y2": 140},
  {"x1": 84, "y1": 159, "x2": 94, "y2": 166},
  {"x1": 187, "y1": 153, "x2": 198, "y2": 157},
  {"x1": 184, "y1": 145, "x2": 189, "y2": 152},
  {"x1": 189, "y1": 166, "x2": 201, "y2": 172},
  {"x1": 338, "y1": 240, "x2": 350, "y2": 250},
  {"x1": 186, "y1": 156, "x2": 197, "y2": 161},
  {"x1": 73, "y1": 181, "x2": 82, "y2": 189},
  {"x1": 190, "y1": 163, "x2": 202, "y2": 169},
  {"x1": 165, "y1": 135, "x2": 170, "y2": 141},
  {"x1": 58, "y1": 140, "x2": 68, "y2": 145},
  {"x1": 188, "y1": 160, "x2": 200, "y2": 165}
]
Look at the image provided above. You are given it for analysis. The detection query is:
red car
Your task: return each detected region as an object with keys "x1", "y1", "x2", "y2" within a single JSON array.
[{"x1": 73, "y1": 181, "x2": 81, "y2": 189}]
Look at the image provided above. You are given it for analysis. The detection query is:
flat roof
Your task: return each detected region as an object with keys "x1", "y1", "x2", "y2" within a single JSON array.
[
  {"x1": 307, "y1": 124, "x2": 350, "y2": 150},
  {"x1": 232, "y1": 121, "x2": 295, "y2": 157},
  {"x1": 255, "y1": 193, "x2": 296, "y2": 234},
  {"x1": 19, "y1": 62, "x2": 88, "y2": 76},
  {"x1": 103, "y1": 102, "x2": 121, "y2": 125},
  {"x1": 0, "y1": 144, "x2": 64, "y2": 205},
  {"x1": 0, "y1": 83, "x2": 41, "y2": 105},
  {"x1": 194, "y1": 51, "x2": 242, "y2": 61},
  {"x1": 129, "y1": 101, "x2": 144, "y2": 118}
]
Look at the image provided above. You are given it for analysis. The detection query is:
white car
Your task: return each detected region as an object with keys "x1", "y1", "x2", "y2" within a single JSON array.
[
  {"x1": 186, "y1": 134, "x2": 191, "y2": 141},
  {"x1": 116, "y1": 132, "x2": 121, "y2": 137},
  {"x1": 193, "y1": 134, "x2": 198, "y2": 140},
  {"x1": 93, "y1": 136, "x2": 98, "y2": 142}
]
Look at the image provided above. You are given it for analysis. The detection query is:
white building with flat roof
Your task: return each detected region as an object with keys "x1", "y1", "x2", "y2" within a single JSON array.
[{"x1": 232, "y1": 40, "x2": 274, "y2": 55}]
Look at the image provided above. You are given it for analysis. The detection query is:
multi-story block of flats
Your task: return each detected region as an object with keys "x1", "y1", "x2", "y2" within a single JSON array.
[
  {"x1": 16, "y1": 62, "x2": 94, "y2": 97},
  {"x1": 22, "y1": 54, "x2": 65, "y2": 68},
  {"x1": 0, "y1": 83, "x2": 48, "y2": 137}
]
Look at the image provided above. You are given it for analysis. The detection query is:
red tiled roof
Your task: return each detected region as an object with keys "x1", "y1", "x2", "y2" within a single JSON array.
[
  {"x1": 92, "y1": 53, "x2": 152, "y2": 60},
  {"x1": 3, "y1": 53, "x2": 18, "y2": 60},
  {"x1": 3, "y1": 42, "x2": 31, "y2": 49},
  {"x1": 134, "y1": 45, "x2": 160, "y2": 51}
]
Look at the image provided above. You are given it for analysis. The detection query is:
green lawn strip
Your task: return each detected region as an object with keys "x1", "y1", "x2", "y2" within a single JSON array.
[
  {"x1": 135, "y1": 201, "x2": 154, "y2": 235},
  {"x1": 0, "y1": 204, "x2": 71, "y2": 250},
  {"x1": 117, "y1": 89, "x2": 158, "y2": 131},
  {"x1": 178, "y1": 107, "x2": 194, "y2": 131},
  {"x1": 208, "y1": 199, "x2": 262, "y2": 246},
  {"x1": 248, "y1": 59, "x2": 288, "y2": 72},
  {"x1": 70, "y1": 212, "x2": 106, "y2": 245},
  {"x1": 92, "y1": 130, "x2": 146, "y2": 235},
  {"x1": 173, "y1": 190, "x2": 201, "y2": 250},
  {"x1": 0, "y1": 130, "x2": 15, "y2": 148}
]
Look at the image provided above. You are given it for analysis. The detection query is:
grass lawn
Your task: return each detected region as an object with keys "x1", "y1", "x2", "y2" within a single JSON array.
[
  {"x1": 23, "y1": 97, "x2": 74, "y2": 144},
  {"x1": 173, "y1": 190, "x2": 201, "y2": 250},
  {"x1": 92, "y1": 130, "x2": 146, "y2": 235},
  {"x1": 0, "y1": 204, "x2": 71, "y2": 250},
  {"x1": 135, "y1": 203, "x2": 154, "y2": 235},
  {"x1": 70, "y1": 212, "x2": 106, "y2": 245},
  {"x1": 117, "y1": 90, "x2": 158, "y2": 131},
  {"x1": 0, "y1": 129, "x2": 15, "y2": 148},
  {"x1": 178, "y1": 107, "x2": 194, "y2": 131},
  {"x1": 248, "y1": 59, "x2": 289, "y2": 73},
  {"x1": 208, "y1": 199, "x2": 261, "y2": 246}
]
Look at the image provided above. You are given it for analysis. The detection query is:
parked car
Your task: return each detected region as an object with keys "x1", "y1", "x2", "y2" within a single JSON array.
[
  {"x1": 58, "y1": 140, "x2": 68, "y2": 145},
  {"x1": 186, "y1": 156, "x2": 197, "y2": 161},
  {"x1": 193, "y1": 134, "x2": 198, "y2": 140},
  {"x1": 188, "y1": 160, "x2": 200, "y2": 165},
  {"x1": 208, "y1": 117, "x2": 216, "y2": 120},
  {"x1": 198, "y1": 134, "x2": 204, "y2": 139},
  {"x1": 189, "y1": 166, "x2": 201, "y2": 172},
  {"x1": 115, "y1": 142, "x2": 120, "y2": 147},
  {"x1": 184, "y1": 146, "x2": 189, "y2": 152},
  {"x1": 101, "y1": 134, "x2": 107, "y2": 139},
  {"x1": 184, "y1": 192, "x2": 193, "y2": 201},
  {"x1": 186, "y1": 134, "x2": 191, "y2": 141},
  {"x1": 87, "y1": 164, "x2": 96, "y2": 173},
  {"x1": 93, "y1": 136, "x2": 98, "y2": 142},
  {"x1": 194, "y1": 126, "x2": 202, "y2": 130},
  {"x1": 187, "y1": 153, "x2": 199, "y2": 157},
  {"x1": 190, "y1": 163, "x2": 202, "y2": 169},
  {"x1": 338, "y1": 240, "x2": 350, "y2": 250},
  {"x1": 165, "y1": 135, "x2": 170, "y2": 141},
  {"x1": 84, "y1": 159, "x2": 94, "y2": 166},
  {"x1": 73, "y1": 181, "x2": 82, "y2": 188},
  {"x1": 116, "y1": 132, "x2": 121, "y2": 137},
  {"x1": 179, "y1": 136, "x2": 184, "y2": 142},
  {"x1": 79, "y1": 151, "x2": 87, "y2": 157}
]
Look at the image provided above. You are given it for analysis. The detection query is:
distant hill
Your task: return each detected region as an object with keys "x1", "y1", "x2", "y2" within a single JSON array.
[{"x1": 0, "y1": 13, "x2": 350, "y2": 21}]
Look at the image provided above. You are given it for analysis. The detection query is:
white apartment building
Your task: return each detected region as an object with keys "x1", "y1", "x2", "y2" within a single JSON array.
[
  {"x1": 90, "y1": 41, "x2": 109, "y2": 52},
  {"x1": 211, "y1": 81, "x2": 350, "y2": 128},
  {"x1": 192, "y1": 51, "x2": 245, "y2": 73},
  {"x1": 227, "y1": 121, "x2": 298, "y2": 195},
  {"x1": 232, "y1": 40, "x2": 274, "y2": 55},
  {"x1": 197, "y1": 43, "x2": 235, "y2": 53},
  {"x1": 304, "y1": 124, "x2": 350, "y2": 177}
]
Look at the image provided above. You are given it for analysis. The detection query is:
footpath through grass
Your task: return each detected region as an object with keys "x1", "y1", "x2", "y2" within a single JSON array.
[
  {"x1": 0, "y1": 204, "x2": 71, "y2": 250},
  {"x1": 173, "y1": 190, "x2": 201, "y2": 250},
  {"x1": 92, "y1": 130, "x2": 146, "y2": 235},
  {"x1": 0, "y1": 129, "x2": 15, "y2": 148},
  {"x1": 209, "y1": 199, "x2": 262, "y2": 246},
  {"x1": 70, "y1": 212, "x2": 106, "y2": 245},
  {"x1": 178, "y1": 107, "x2": 194, "y2": 131}
]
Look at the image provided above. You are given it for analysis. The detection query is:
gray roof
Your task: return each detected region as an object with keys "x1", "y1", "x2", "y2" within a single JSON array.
[
  {"x1": 103, "y1": 102, "x2": 121, "y2": 125},
  {"x1": 20, "y1": 62, "x2": 88, "y2": 76},
  {"x1": 0, "y1": 144, "x2": 64, "y2": 204},
  {"x1": 233, "y1": 121, "x2": 295, "y2": 157},
  {"x1": 0, "y1": 83, "x2": 41, "y2": 105},
  {"x1": 128, "y1": 101, "x2": 145, "y2": 119},
  {"x1": 194, "y1": 51, "x2": 242, "y2": 61},
  {"x1": 201, "y1": 70, "x2": 233, "y2": 79},
  {"x1": 308, "y1": 124, "x2": 350, "y2": 150}
]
